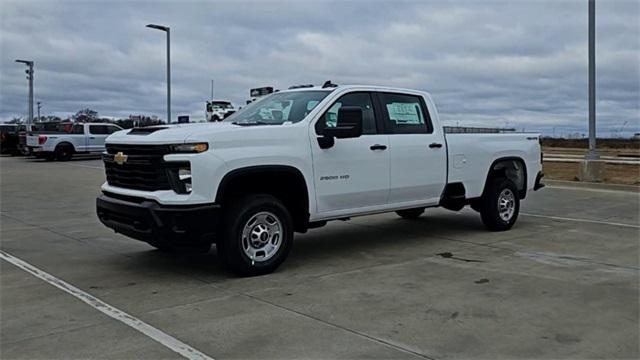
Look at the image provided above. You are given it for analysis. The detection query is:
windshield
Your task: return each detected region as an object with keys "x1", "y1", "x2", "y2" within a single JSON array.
[{"x1": 225, "y1": 90, "x2": 330, "y2": 125}]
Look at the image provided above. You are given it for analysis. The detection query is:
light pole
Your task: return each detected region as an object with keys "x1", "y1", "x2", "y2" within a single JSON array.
[
  {"x1": 15, "y1": 60, "x2": 34, "y2": 127},
  {"x1": 578, "y1": 0, "x2": 603, "y2": 181},
  {"x1": 37, "y1": 101, "x2": 42, "y2": 122},
  {"x1": 211, "y1": 79, "x2": 214, "y2": 101},
  {"x1": 146, "y1": 24, "x2": 171, "y2": 123},
  {"x1": 586, "y1": 0, "x2": 598, "y2": 160}
]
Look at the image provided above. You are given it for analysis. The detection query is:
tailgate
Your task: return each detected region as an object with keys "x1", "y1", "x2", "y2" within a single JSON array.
[{"x1": 26, "y1": 135, "x2": 40, "y2": 147}]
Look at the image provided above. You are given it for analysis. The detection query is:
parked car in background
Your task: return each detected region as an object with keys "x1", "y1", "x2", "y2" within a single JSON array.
[
  {"x1": 28, "y1": 123, "x2": 122, "y2": 161},
  {"x1": 0, "y1": 124, "x2": 20, "y2": 155},
  {"x1": 206, "y1": 100, "x2": 236, "y2": 121},
  {"x1": 97, "y1": 83, "x2": 544, "y2": 276}
]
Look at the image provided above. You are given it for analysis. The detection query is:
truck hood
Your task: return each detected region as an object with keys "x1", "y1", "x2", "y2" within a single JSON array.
[{"x1": 106, "y1": 122, "x2": 240, "y2": 144}]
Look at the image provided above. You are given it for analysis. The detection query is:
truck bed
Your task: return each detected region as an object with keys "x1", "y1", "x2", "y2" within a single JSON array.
[{"x1": 445, "y1": 133, "x2": 542, "y2": 198}]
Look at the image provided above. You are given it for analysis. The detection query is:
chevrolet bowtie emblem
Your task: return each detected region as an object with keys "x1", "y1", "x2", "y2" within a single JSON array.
[{"x1": 114, "y1": 151, "x2": 128, "y2": 165}]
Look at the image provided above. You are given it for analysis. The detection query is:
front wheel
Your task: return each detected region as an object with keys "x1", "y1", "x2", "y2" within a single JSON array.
[
  {"x1": 479, "y1": 178, "x2": 520, "y2": 231},
  {"x1": 218, "y1": 194, "x2": 293, "y2": 276}
]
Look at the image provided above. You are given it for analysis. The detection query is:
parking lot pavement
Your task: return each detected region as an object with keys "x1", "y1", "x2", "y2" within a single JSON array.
[{"x1": 1, "y1": 155, "x2": 638, "y2": 359}]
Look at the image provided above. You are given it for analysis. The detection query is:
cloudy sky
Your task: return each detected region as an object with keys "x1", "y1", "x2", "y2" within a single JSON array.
[{"x1": 1, "y1": 0, "x2": 638, "y2": 136}]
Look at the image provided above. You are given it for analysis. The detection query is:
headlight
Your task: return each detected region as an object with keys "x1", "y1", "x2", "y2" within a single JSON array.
[{"x1": 171, "y1": 143, "x2": 208, "y2": 153}]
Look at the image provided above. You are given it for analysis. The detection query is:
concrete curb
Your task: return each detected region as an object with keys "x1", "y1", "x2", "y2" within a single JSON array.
[{"x1": 545, "y1": 179, "x2": 640, "y2": 193}]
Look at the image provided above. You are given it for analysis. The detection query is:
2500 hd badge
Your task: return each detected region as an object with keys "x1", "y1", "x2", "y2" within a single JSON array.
[{"x1": 320, "y1": 174, "x2": 350, "y2": 181}]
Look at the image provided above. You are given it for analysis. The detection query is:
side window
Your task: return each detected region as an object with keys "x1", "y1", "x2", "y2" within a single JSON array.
[
  {"x1": 379, "y1": 93, "x2": 432, "y2": 134},
  {"x1": 89, "y1": 125, "x2": 108, "y2": 135},
  {"x1": 315, "y1": 92, "x2": 377, "y2": 135},
  {"x1": 70, "y1": 125, "x2": 84, "y2": 134},
  {"x1": 107, "y1": 126, "x2": 121, "y2": 134}
]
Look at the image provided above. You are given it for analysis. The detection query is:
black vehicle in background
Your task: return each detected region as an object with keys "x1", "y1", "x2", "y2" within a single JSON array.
[{"x1": 0, "y1": 124, "x2": 21, "y2": 155}]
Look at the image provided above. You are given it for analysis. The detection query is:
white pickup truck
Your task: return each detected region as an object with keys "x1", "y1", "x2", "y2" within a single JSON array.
[
  {"x1": 97, "y1": 84, "x2": 544, "y2": 276},
  {"x1": 28, "y1": 123, "x2": 122, "y2": 161}
]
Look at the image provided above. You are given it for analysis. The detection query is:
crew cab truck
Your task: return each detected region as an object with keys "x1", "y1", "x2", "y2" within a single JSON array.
[
  {"x1": 28, "y1": 123, "x2": 122, "y2": 161},
  {"x1": 96, "y1": 84, "x2": 544, "y2": 276}
]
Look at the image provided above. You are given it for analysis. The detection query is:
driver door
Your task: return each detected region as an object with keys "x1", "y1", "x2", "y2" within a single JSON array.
[{"x1": 310, "y1": 92, "x2": 390, "y2": 214}]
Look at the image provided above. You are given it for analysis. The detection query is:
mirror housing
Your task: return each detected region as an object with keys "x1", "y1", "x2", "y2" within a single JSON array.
[{"x1": 323, "y1": 106, "x2": 363, "y2": 139}]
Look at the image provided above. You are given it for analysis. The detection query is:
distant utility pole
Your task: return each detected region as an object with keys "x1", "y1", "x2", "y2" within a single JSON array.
[
  {"x1": 146, "y1": 24, "x2": 171, "y2": 123},
  {"x1": 211, "y1": 79, "x2": 214, "y2": 101},
  {"x1": 586, "y1": 0, "x2": 598, "y2": 159},
  {"x1": 15, "y1": 60, "x2": 34, "y2": 126},
  {"x1": 37, "y1": 101, "x2": 42, "y2": 121}
]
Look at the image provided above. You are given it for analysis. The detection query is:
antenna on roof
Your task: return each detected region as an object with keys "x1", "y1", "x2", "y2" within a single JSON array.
[{"x1": 322, "y1": 80, "x2": 338, "y2": 88}]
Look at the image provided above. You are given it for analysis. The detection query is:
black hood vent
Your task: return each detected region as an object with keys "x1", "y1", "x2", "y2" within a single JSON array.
[{"x1": 128, "y1": 127, "x2": 168, "y2": 135}]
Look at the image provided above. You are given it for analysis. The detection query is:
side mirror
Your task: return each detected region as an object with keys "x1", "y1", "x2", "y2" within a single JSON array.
[
  {"x1": 271, "y1": 109, "x2": 283, "y2": 121},
  {"x1": 323, "y1": 106, "x2": 363, "y2": 139}
]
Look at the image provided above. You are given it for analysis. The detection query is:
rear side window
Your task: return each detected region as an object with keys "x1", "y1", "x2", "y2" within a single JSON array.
[
  {"x1": 316, "y1": 92, "x2": 377, "y2": 135},
  {"x1": 89, "y1": 125, "x2": 119, "y2": 134},
  {"x1": 378, "y1": 93, "x2": 432, "y2": 134},
  {"x1": 107, "y1": 126, "x2": 121, "y2": 134},
  {"x1": 70, "y1": 125, "x2": 84, "y2": 134}
]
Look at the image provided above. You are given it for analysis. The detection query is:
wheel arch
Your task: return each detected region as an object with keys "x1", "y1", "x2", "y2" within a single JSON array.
[
  {"x1": 215, "y1": 165, "x2": 310, "y2": 233},
  {"x1": 482, "y1": 157, "x2": 528, "y2": 199},
  {"x1": 55, "y1": 141, "x2": 76, "y2": 151}
]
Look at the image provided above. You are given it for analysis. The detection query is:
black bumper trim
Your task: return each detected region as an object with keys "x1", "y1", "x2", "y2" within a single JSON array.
[{"x1": 96, "y1": 194, "x2": 220, "y2": 245}]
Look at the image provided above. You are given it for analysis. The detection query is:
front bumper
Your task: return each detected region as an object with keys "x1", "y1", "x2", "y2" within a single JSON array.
[{"x1": 96, "y1": 193, "x2": 220, "y2": 245}]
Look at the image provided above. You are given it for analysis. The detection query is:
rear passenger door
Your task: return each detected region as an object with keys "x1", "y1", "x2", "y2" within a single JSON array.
[{"x1": 375, "y1": 92, "x2": 447, "y2": 205}]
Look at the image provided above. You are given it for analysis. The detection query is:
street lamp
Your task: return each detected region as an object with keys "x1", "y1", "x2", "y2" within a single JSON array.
[
  {"x1": 587, "y1": 0, "x2": 598, "y2": 160},
  {"x1": 146, "y1": 24, "x2": 171, "y2": 123},
  {"x1": 578, "y1": 0, "x2": 603, "y2": 181},
  {"x1": 37, "y1": 101, "x2": 42, "y2": 122},
  {"x1": 15, "y1": 59, "x2": 34, "y2": 126}
]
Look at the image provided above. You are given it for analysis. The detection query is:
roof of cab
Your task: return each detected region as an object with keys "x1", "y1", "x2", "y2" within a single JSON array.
[{"x1": 279, "y1": 84, "x2": 431, "y2": 97}]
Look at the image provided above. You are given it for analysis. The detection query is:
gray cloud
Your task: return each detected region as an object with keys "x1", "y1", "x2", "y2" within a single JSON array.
[{"x1": 1, "y1": 0, "x2": 638, "y2": 137}]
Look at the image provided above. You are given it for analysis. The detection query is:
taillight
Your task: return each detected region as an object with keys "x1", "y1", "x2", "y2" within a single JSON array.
[{"x1": 38, "y1": 135, "x2": 47, "y2": 145}]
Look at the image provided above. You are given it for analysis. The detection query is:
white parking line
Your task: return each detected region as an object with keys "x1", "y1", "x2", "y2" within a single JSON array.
[
  {"x1": 0, "y1": 250, "x2": 214, "y2": 360},
  {"x1": 521, "y1": 213, "x2": 640, "y2": 229}
]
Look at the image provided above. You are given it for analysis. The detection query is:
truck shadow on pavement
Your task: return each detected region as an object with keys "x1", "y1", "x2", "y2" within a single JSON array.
[{"x1": 119, "y1": 212, "x2": 491, "y2": 278}]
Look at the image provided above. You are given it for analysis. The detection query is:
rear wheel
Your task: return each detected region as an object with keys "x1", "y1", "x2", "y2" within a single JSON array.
[
  {"x1": 218, "y1": 194, "x2": 293, "y2": 276},
  {"x1": 395, "y1": 207, "x2": 425, "y2": 219},
  {"x1": 55, "y1": 143, "x2": 74, "y2": 161},
  {"x1": 479, "y1": 178, "x2": 519, "y2": 231}
]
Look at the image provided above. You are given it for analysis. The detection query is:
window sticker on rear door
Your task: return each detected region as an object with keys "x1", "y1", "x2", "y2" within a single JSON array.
[{"x1": 386, "y1": 102, "x2": 424, "y2": 124}]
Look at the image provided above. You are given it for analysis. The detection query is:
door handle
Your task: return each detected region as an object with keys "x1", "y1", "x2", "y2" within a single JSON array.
[
  {"x1": 429, "y1": 143, "x2": 443, "y2": 148},
  {"x1": 89, "y1": 137, "x2": 95, "y2": 139},
  {"x1": 370, "y1": 144, "x2": 387, "y2": 151}
]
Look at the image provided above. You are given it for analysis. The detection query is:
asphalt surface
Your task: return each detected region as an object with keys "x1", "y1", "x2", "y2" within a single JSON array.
[{"x1": 1, "y1": 155, "x2": 638, "y2": 359}]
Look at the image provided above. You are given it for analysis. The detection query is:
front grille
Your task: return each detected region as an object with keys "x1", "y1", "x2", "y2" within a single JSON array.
[{"x1": 104, "y1": 144, "x2": 173, "y2": 191}]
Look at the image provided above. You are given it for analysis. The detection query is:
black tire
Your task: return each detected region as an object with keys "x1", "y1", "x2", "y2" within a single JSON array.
[
  {"x1": 395, "y1": 207, "x2": 425, "y2": 219},
  {"x1": 55, "y1": 143, "x2": 74, "y2": 161},
  {"x1": 212, "y1": 115, "x2": 221, "y2": 122},
  {"x1": 218, "y1": 194, "x2": 293, "y2": 276},
  {"x1": 479, "y1": 178, "x2": 520, "y2": 231}
]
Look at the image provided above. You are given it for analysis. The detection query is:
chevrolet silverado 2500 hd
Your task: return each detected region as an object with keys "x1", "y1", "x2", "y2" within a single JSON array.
[{"x1": 96, "y1": 84, "x2": 544, "y2": 275}]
